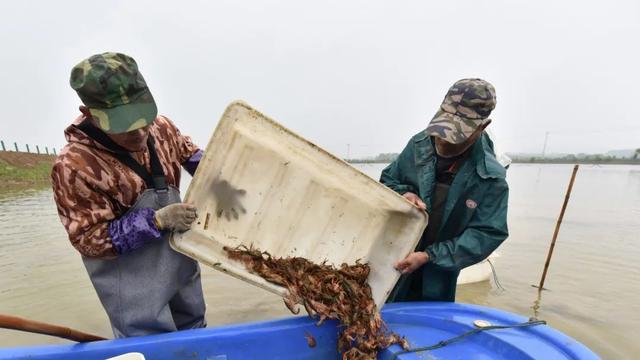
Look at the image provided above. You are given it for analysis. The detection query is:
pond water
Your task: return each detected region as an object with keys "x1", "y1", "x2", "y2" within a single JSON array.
[{"x1": 1, "y1": 164, "x2": 638, "y2": 359}]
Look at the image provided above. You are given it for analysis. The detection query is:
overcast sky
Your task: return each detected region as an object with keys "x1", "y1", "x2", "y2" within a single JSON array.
[{"x1": 1, "y1": 0, "x2": 638, "y2": 158}]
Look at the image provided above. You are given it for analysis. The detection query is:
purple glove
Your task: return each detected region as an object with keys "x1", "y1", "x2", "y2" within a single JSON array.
[{"x1": 109, "y1": 208, "x2": 162, "y2": 254}]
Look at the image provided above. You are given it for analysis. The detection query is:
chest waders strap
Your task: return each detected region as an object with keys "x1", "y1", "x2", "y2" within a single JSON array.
[{"x1": 75, "y1": 119, "x2": 168, "y2": 191}]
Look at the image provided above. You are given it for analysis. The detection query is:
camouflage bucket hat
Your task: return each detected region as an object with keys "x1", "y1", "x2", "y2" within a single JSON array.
[
  {"x1": 70, "y1": 52, "x2": 157, "y2": 134},
  {"x1": 426, "y1": 78, "x2": 496, "y2": 144}
]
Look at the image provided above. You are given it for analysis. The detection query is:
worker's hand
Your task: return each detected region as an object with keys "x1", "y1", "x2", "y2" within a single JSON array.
[
  {"x1": 154, "y1": 203, "x2": 198, "y2": 232},
  {"x1": 403, "y1": 192, "x2": 426, "y2": 210},
  {"x1": 394, "y1": 251, "x2": 429, "y2": 274}
]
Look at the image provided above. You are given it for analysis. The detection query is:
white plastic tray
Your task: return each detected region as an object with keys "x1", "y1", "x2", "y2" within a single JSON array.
[{"x1": 171, "y1": 101, "x2": 428, "y2": 307}]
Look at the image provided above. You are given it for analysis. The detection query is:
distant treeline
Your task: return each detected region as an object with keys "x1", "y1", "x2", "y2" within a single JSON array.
[
  {"x1": 347, "y1": 153, "x2": 399, "y2": 164},
  {"x1": 347, "y1": 150, "x2": 640, "y2": 165},
  {"x1": 510, "y1": 157, "x2": 640, "y2": 165},
  {"x1": 510, "y1": 150, "x2": 640, "y2": 164}
]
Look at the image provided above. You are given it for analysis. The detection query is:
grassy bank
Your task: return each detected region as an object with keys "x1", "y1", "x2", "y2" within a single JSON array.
[{"x1": 0, "y1": 152, "x2": 55, "y2": 187}]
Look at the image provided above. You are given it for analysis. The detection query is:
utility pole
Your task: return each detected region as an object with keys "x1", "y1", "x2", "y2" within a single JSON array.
[
  {"x1": 346, "y1": 144, "x2": 351, "y2": 160},
  {"x1": 541, "y1": 132, "x2": 550, "y2": 159}
]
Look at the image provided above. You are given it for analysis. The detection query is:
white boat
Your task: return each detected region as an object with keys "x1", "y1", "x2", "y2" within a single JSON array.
[{"x1": 457, "y1": 252, "x2": 499, "y2": 284}]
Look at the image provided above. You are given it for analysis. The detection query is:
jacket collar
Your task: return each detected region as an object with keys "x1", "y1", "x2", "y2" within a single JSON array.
[
  {"x1": 414, "y1": 131, "x2": 505, "y2": 180},
  {"x1": 64, "y1": 115, "x2": 112, "y2": 152},
  {"x1": 474, "y1": 133, "x2": 506, "y2": 180}
]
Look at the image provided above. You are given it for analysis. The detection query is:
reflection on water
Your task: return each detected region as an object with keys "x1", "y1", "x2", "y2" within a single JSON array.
[
  {"x1": 532, "y1": 290, "x2": 543, "y2": 321},
  {"x1": 0, "y1": 164, "x2": 639, "y2": 359},
  {"x1": 0, "y1": 182, "x2": 50, "y2": 201}
]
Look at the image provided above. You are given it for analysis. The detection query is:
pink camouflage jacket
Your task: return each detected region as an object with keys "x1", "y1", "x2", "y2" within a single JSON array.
[{"x1": 51, "y1": 115, "x2": 200, "y2": 258}]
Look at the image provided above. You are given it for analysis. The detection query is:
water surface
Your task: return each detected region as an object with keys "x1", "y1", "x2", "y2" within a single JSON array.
[{"x1": 0, "y1": 164, "x2": 638, "y2": 358}]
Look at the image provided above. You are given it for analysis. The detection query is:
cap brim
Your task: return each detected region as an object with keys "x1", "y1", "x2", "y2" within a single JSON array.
[
  {"x1": 89, "y1": 100, "x2": 157, "y2": 134},
  {"x1": 426, "y1": 109, "x2": 489, "y2": 144}
]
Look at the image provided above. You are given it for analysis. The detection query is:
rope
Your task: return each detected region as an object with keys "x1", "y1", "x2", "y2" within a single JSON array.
[
  {"x1": 487, "y1": 258, "x2": 505, "y2": 292},
  {"x1": 388, "y1": 319, "x2": 547, "y2": 359}
]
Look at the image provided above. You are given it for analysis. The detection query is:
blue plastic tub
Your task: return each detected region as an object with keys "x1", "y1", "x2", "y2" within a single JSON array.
[{"x1": 0, "y1": 302, "x2": 599, "y2": 359}]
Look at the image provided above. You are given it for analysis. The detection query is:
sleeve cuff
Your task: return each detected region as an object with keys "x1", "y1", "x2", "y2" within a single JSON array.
[
  {"x1": 183, "y1": 149, "x2": 203, "y2": 176},
  {"x1": 109, "y1": 208, "x2": 162, "y2": 254},
  {"x1": 425, "y1": 248, "x2": 436, "y2": 263},
  {"x1": 392, "y1": 184, "x2": 417, "y2": 195}
]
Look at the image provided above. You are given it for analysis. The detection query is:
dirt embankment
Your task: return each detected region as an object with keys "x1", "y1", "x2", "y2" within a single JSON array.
[{"x1": 0, "y1": 152, "x2": 56, "y2": 187}]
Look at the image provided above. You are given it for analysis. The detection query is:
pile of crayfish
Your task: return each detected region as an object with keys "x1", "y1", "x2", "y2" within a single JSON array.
[{"x1": 225, "y1": 245, "x2": 409, "y2": 360}]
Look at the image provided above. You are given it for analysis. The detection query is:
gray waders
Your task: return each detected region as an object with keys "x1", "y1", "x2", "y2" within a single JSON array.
[{"x1": 77, "y1": 120, "x2": 206, "y2": 337}]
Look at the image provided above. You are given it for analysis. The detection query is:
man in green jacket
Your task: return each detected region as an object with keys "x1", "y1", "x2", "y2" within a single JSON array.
[{"x1": 381, "y1": 78, "x2": 508, "y2": 302}]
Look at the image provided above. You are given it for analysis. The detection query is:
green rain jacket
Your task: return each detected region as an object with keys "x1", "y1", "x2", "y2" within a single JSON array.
[{"x1": 381, "y1": 131, "x2": 509, "y2": 302}]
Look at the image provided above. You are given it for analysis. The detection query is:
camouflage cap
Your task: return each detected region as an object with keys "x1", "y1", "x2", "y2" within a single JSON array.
[
  {"x1": 426, "y1": 78, "x2": 496, "y2": 144},
  {"x1": 70, "y1": 52, "x2": 157, "y2": 134}
]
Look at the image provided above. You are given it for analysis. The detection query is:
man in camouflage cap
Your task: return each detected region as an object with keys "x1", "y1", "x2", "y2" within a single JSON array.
[
  {"x1": 381, "y1": 79, "x2": 509, "y2": 302},
  {"x1": 69, "y1": 52, "x2": 159, "y2": 134},
  {"x1": 52, "y1": 52, "x2": 207, "y2": 337}
]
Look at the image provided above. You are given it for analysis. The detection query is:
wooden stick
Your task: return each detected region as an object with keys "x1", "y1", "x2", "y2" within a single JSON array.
[
  {"x1": 0, "y1": 313, "x2": 107, "y2": 342},
  {"x1": 535, "y1": 164, "x2": 579, "y2": 291}
]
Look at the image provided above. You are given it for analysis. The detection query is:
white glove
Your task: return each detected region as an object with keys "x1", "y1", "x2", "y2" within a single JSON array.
[{"x1": 154, "y1": 203, "x2": 197, "y2": 232}]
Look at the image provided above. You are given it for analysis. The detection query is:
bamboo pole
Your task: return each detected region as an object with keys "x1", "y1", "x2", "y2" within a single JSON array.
[
  {"x1": 0, "y1": 313, "x2": 106, "y2": 342},
  {"x1": 534, "y1": 164, "x2": 579, "y2": 290}
]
